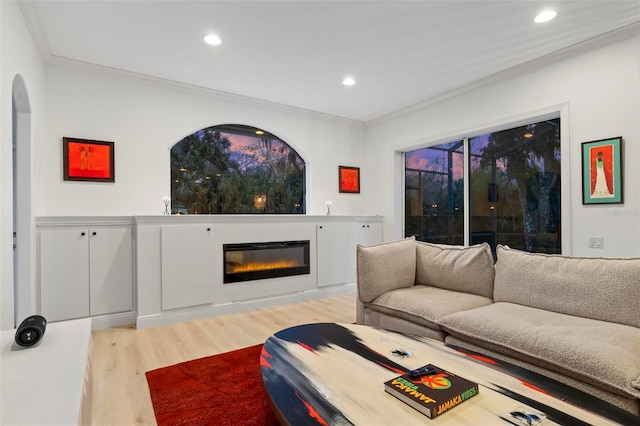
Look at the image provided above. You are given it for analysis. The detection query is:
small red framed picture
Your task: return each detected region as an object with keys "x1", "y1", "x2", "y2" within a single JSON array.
[
  {"x1": 339, "y1": 166, "x2": 360, "y2": 193},
  {"x1": 63, "y1": 137, "x2": 115, "y2": 182}
]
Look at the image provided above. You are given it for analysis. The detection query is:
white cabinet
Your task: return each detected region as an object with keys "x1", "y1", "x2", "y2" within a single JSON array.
[
  {"x1": 40, "y1": 229, "x2": 90, "y2": 321},
  {"x1": 357, "y1": 221, "x2": 383, "y2": 246},
  {"x1": 316, "y1": 222, "x2": 357, "y2": 287},
  {"x1": 161, "y1": 224, "x2": 215, "y2": 310},
  {"x1": 40, "y1": 227, "x2": 133, "y2": 322},
  {"x1": 89, "y1": 228, "x2": 134, "y2": 316}
]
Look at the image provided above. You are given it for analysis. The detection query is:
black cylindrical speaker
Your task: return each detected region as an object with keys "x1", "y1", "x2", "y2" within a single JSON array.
[{"x1": 15, "y1": 315, "x2": 47, "y2": 347}]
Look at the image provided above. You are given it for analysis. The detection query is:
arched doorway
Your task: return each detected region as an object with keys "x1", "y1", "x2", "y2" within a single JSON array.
[{"x1": 12, "y1": 75, "x2": 34, "y2": 326}]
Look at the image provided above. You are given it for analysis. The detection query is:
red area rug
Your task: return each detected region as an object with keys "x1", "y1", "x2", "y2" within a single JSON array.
[{"x1": 146, "y1": 344, "x2": 278, "y2": 426}]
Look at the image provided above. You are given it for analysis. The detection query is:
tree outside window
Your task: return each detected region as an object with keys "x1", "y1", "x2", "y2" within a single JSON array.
[
  {"x1": 405, "y1": 117, "x2": 561, "y2": 254},
  {"x1": 171, "y1": 124, "x2": 305, "y2": 214}
]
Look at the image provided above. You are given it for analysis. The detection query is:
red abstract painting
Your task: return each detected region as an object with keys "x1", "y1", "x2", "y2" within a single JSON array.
[
  {"x1": 63, "y1": 138, "x2": 114, "y2": 182},
  {"x1": 339, "y1": 166, "x2": 360, "y2": 193}
]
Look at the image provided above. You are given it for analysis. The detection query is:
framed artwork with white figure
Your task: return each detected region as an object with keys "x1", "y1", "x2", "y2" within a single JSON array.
[{"x1": 581, "y1": 137, "x2": 623, "y2": 204}]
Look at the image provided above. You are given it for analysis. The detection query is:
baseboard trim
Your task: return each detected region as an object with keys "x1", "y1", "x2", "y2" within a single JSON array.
[
  {"x1": 136, "y1": 303, "x2": 235, "y2": 329},
  {"x1": 90, "y1": 311, "x2": 137, "y2": 330},
  {"x1": 136, "y1": 284, "x2": 356, "y2": 329},
  {"x1": 304, "y1": 283, "x2": 356, "y2": 300}
]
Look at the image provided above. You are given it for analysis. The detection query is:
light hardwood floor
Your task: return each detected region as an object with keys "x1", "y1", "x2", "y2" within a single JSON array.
[{"x1": 90, "y1": 294, "x2": 356, "y2": 425}]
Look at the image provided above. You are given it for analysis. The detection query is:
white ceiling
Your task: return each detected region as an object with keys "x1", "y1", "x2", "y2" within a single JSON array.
[{"x1": 20, "y1": 1, "x2": 640, "y2": 122}]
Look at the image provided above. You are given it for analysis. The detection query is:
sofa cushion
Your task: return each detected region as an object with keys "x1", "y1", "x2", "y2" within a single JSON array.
[
  {"x1": 369, "y1": 285, "x2": 492, "y2": 331},
  {"x1": 415, "y1": 241, "x2": 494, "y2": 298},
  {"x1": 362, "y1": 309, "x2": 448, "y2": 342},
  {"x1": 494, "y1": 245, "x2": 640, "y2": 328},
  {"x1": 357, "y1": 237, "x2": 416, "y2": 303},
  {"x1": 438, "y1": 302, "x2": 640, "y2": 398}
]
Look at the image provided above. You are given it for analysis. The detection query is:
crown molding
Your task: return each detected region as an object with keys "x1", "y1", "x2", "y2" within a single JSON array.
[
  {"x1": 18, "y1": 0, "x2": 52, "y2": 62},
  {"x1": 367, "y1": 22, "x2": 640, "y2": 128},
  {"x1": 43, "y1": 54, "x2": 366, "y2": 128}
]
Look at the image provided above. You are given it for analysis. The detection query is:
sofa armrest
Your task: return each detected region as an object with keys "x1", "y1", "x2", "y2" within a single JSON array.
[{"x1": 357, "y1": 237, "x2": 416, "y2": 303}]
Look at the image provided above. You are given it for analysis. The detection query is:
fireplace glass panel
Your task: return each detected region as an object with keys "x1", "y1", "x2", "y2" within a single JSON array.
[{"x1": 223, "y1": 240, "x2": 310, "y2": 283}]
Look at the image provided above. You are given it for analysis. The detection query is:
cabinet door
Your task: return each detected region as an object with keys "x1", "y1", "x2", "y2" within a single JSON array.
[
  {"x1": 89, "y1": 227, "x2": 133, "y2": 315},
  {"x1": 161, "y1": 225, "x2": 215, "y2": 310},
  {"x1": 358, "y1": 222, "x2": 383, "y2": 246},
  {"x1": 317, "y1": 223, "x2": 357, "y2": 287},
  {"x1": 40, "y1": 229, "x2": 90, "y2": 321}
]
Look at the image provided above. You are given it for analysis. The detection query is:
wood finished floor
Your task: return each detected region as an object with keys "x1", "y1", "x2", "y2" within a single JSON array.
[{"x1": 90, "y1": 294, "x2": 356, "y2": 425}]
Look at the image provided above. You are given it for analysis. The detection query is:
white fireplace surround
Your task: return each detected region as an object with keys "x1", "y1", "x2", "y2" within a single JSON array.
[{"x1": 36, "y1": 215, "x2": 382, "y2": 329}]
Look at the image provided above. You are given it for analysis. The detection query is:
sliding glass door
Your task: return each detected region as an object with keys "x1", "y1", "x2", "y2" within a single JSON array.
[
  {"x1": 404, "y1": 117, "x2": 560, "y2": 254},
  {"x1": 405, "y1": 141, "x2": 464, "y2": 245}
]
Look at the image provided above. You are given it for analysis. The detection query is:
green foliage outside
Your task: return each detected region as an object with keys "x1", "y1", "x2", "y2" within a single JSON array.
[
  {"x1": 405, "y1": 118, "x2": 561, "y2": 254},
  {"x1": 171, "y1": 126, "x2": 305, "y2": 214},
  {"x1": 470, "y1": 119, "x2": 561, "y2": 253}
]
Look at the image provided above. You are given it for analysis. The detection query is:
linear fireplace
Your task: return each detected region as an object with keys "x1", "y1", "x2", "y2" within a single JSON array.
[{"x1": 223, "y1": 240, "x2": 310, "y2": 283}]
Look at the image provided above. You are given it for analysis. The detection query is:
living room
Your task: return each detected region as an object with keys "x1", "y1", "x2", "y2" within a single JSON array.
[
  {"x1": 1, "y1": 1, "x2": 639, "y2": 423},
  {"x1": 3, "y1": 1, "x2": 639, "y2": 327}
]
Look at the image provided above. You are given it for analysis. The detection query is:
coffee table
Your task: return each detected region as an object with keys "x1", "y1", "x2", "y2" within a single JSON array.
[{"x1": 260, "y1": 323, "x2": 639, "y2": 425}]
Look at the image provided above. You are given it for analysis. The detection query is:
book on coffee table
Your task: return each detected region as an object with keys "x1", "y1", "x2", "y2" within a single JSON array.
[{"x1": 384, "y1": 364, "x2": 479, "y2": 418}]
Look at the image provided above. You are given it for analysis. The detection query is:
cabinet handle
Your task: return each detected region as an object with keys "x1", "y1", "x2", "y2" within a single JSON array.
[
  {"x1": 92, "y1": 232, "x2": 97, "y2": 236},
  {"x1": 206, "y1": 227, "x2": 211, "y2": 231},
  {"x1": 367, "y1": 225, "x2": 370, "y2": 228},
  {"x1": 81, "y1": 232, "x2": 86, "y2": 236},
  {"x1": 319, "y1": 226, "x2": 323, "y2": 229}
]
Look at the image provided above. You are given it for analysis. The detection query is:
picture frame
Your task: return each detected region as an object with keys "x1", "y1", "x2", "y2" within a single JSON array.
[
  {"x1": 581, "y1": 136, "x2": 622, "y2": 204},
  {"x1": 63, "y1": 137, "x2": 115, "y2": 182},
  {"x1": 339, "y1": 166, "x2": 360, "y2": 193}
]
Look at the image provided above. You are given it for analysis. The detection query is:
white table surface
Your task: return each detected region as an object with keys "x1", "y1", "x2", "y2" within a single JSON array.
[{"x1": 0, "y1": 318, "x2": 92, "y2": 425}]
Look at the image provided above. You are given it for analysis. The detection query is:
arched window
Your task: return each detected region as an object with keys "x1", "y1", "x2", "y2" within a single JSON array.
[{"x1": 171, "y1": 124, "x2": 305, "y2": 214}]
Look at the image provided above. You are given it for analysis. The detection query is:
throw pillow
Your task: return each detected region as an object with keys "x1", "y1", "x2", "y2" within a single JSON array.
[
  {"x1": 494, "y1": 245, "x2": 640, "y2": 328},
  {"x1": 415, "y1": 241, "x2": 494, "y2": 298}
]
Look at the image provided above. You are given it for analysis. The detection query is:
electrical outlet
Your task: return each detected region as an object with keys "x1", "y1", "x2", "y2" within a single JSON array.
[{"x1": 588, "y1": 236, "x2": 603, "y2": 248}]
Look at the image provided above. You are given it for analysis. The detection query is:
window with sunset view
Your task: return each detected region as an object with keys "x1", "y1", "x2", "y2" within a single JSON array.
[
  {"x1": 405, "y1": 117, "x2": 561, "y2": 254},
  {"x1": 171, "y1": 124, "x2": 305, "y2": 214}
]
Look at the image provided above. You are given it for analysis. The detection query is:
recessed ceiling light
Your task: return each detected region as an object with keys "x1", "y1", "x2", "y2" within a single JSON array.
[
  {"x1": 255, "y1": 130, "x2": 265, "y2": 135},
  {"x1": 204, "y1": 34, "x2": 222, "y2": 46},
  {"x1": 534, "y1": 10, "x2": 557, "y2": 23},
  {"x1": 342, "y1": 77, "x2": 356, "y2": 86}
]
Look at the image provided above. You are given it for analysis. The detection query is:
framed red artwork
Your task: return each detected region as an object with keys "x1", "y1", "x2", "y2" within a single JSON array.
[
  {"x1": 339, "y1": 166, "x2": 360, "y2": 193},
  {"x1": 63, "y1": 137, "x2": 115, "y2": 182}
]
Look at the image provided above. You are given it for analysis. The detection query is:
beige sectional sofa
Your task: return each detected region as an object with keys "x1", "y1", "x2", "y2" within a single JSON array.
[{"x1": 356, "y1": 237, "x2": 640, "y2": 415}]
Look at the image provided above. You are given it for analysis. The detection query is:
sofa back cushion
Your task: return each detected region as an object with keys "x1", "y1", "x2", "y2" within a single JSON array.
[
  {"x1": 494, "y1": 245, "x2": 640, "y2": 328},
  {"x1": 357, "y1": 237, "x2": 416, "y2": 303},
  {"x1": 415, "y1": 242, "x2": 494, "y2": 298}
]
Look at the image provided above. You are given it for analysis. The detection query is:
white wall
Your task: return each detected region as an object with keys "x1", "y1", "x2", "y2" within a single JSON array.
[
  {"x1": 0, "y1": 1, "x2": 45, "y2": 330},
  {"x1": 366, "y1": 35, "x2": 640, "y2": 257},
  {"x1": 41, "y1": 65, "x2": 366, "y2": 217}
]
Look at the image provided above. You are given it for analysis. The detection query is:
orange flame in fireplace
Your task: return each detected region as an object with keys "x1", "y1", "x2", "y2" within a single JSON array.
[{"x1": 231, "y1": 261, "x2": 300, "y2": 273}]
